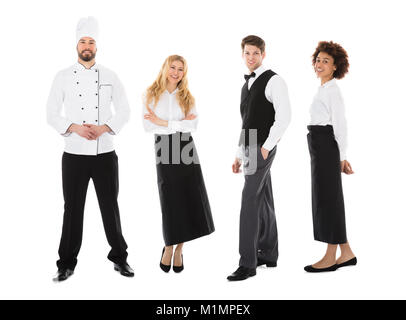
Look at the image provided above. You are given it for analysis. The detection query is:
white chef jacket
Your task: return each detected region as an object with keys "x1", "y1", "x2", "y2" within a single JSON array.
[
  {"x1": 143, "y1": 88, "x2": 198, "y2": 134},
  {"x1": 309, "y1": 78, "x2": 348, "y2": 161},
  {"x1": 47, "y1": 62, "x2": 130, "y2": 155}
]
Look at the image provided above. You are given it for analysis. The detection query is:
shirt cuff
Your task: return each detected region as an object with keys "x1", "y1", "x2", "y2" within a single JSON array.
[
  {"x1": 168, "y1": 120, "x2": 181, "y2": 131},
  {"x1": 61, "y1": 123, "x2": 73, "y2": 137},
  {"x1": 337, "y1": 142, "x2": 346, "y2": 161},
  {"x1": 261, "y1": 138, "x2": 277, "y2": 152},
  {"x1": 104, "y1": 124, "x2": 116, "y2": 135},
  {"x1": 236, "y1": 145, "x2": 244, "y2": 159},
  {"x1": 104, "y1": 120, "x2": 120, "y2": 135}
]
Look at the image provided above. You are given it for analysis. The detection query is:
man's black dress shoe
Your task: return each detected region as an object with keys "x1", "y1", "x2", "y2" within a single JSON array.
[
  {"x1": 257, "y1": 258, "x2": 277, "y2": 268},
  {"x1": 304, "y1": 264, "x2": 338, "y2": 273},
  {"x1": 53, "y1": 269, "x2": 74, "y2": 282},
  {"x1": 336, "y1": 257, "x2": 357, "y2": 269},
  {"x1": 114, "y1": 263, "x2": 134, "y2": 277},
  {"x1": 227, "y1": 266, "x2": 256, "y2": 281},
  {"x1": 160, "y1": 248, "x2": 171, "y2": 273},
  {"x1": 173, "y1": 254, "x2": 184, "y2": 273}
]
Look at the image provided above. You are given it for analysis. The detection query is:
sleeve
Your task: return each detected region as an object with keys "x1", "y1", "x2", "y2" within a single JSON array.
[
  {"x1": 235, "y1": 145, "x2": 244, "y2": 160},
  {"x1": 329, "y1": 88, "x2": 348, "y2": 161},
  {"x1": 262, "y1": 75, "x2": 292, "y2": 151},
  {"x1": 142, "y1": 98, "x2": 171, "y2": 134},
  {"x1": 46, "y1": 71, "x2": 72, "y2": 136},
  {"x1": 104, "y1": 72, "x2": 131, "y2": 135},
  {"x1": 167, "y1": 106, "x2": 198, "y2": 132}
]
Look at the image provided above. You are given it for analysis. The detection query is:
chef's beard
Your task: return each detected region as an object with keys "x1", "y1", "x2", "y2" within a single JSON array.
[{"x1": 78, "y1": 50, "x2": 96, "y2": 62}]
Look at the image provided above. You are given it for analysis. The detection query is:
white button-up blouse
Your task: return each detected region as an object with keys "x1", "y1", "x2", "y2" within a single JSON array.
[
  {"x1": 47, "y1": 62, "x2": 130, "y2": 155},
  {"x1": 309, "y1": 78, "x2": 348, "y2": 160},
  {"x1": 143, "y1": 88, "x2": 198, "y2": 134}
]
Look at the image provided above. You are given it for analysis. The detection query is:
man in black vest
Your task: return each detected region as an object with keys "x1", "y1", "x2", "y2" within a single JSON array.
[{"x1": 228, "y1": 35, "x2": 291, "y2": 281}]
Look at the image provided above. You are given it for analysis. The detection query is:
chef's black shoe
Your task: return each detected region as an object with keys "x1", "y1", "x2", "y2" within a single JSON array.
[
  {"x1": 114, "y1": 262, "x2": 134, "y2": 277},
  {"x1": 53, "y1": 269, "x2": 74, "y2": 282},
  {"x1": 257, "y1": 258, "x2": 277, "y2": 268},
  {"x1": 227, "y1": 266, "x2": 256, "y2": 281}
]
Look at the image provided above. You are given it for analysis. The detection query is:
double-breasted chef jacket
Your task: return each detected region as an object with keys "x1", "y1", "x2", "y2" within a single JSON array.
[{"x1": 47, "y1": 62, "x2": 130, "y2": 155}]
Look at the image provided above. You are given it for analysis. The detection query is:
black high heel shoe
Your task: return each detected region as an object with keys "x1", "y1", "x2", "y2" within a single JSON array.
[
  {"x1": 173, "y1": 253, "x2": 184, "y2": 273},
  {"x1": 160, "y1": 248, "x2": 171, "y2": 273}
]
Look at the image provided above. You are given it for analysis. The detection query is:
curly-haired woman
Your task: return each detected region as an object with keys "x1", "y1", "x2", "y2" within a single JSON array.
[
  {"x1": 143, "y1": 55, "x2": 215, "y2": 274},
  {"x1": 305, "y1": 41, "x2": 357, "y2": 273}
]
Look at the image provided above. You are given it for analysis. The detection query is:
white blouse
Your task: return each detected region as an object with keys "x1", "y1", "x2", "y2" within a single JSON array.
[
  {"x1": 143, "y1": 88, "x2": 198, "y2": 134},
  {"x1": 309, "y1": 78, "x2": 348, "y2": 161}
]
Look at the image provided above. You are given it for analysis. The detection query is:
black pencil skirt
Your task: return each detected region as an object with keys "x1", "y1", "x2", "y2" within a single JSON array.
[
  {"x1": 307, "y1": 125, "x2": 347, "y2": 244},
  {"x1": 154, "y1": 132, "x2": 215, "y2": 246}
]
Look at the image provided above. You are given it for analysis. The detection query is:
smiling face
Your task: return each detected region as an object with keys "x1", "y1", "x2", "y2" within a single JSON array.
[
  {"x1": 243, "y1": 44, "x2": 265, "y2": 72},
  {"x1": 166, "y1": 60, "x2": 184, "y2": 86},
  {"x1": 314, "y1": 51, "x2": 336, "y2": 81},
  {"x1": 77, "y1": 37, "x2": 97, "y2": 62}
]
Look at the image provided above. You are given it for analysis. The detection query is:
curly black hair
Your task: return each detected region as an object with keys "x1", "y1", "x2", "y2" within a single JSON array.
[{"x1": 312, "y1": 41, "x2": 349, "y2": 79}]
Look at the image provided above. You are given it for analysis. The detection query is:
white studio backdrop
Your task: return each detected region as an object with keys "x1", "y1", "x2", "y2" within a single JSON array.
[{"x1": 0, "y1": 0, "x2": 405, "y2": 299}]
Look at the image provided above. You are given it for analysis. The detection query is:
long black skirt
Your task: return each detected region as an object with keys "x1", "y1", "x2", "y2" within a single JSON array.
[
  {"x1": 307, "y1": 125, "x2": 347, "y2": 244},
  {"x1": 154, "y1": 132, "x2": 215, "y2": 246}
]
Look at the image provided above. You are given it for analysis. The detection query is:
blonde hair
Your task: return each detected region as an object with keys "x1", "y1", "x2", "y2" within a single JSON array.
[{"x1": 145, "y1": 55, "x2": 195, "y2": 115}]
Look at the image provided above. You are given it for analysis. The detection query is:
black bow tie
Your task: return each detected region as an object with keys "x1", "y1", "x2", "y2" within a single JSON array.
[{"x1": 244, "y1": 72, "x2": 256, "y2": 81}]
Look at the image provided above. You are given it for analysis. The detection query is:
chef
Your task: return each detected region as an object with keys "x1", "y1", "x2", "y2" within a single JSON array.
[{"x1": 47, "y1": 16, "x2": 133, "y2": 282}]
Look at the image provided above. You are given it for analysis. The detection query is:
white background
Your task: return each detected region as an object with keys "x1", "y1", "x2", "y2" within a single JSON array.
[{"x1": 0, "y1": 0, "x2": 405, "y2": 300}]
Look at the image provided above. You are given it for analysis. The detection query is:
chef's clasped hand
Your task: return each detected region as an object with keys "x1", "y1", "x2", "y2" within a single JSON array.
[{"x1": 68, "y1": 123, "x2": 111, "y2": 140}]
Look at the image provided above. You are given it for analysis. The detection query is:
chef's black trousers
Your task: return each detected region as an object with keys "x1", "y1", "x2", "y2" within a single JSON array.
[{"x1": 57, "y1": 151, "x2": 128, "y2": 270}]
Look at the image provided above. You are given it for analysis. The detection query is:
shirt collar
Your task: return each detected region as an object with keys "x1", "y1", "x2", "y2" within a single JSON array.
[
  {"x1": 321, "y1": 78, "x2": 336, "y2": 88},
  {"x1": 165, "y1": 87, "x2": 178, "y2": 95},
  {"x1": 246, "y1": 65, "x2": 266, "y2": 79},
  {"x1": 74, "y1": 61, "x2": 98, "y2": 71}
]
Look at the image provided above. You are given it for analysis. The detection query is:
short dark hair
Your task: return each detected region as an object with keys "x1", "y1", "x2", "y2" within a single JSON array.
[
  {"x1": 312, "y1": 41, "x2": 349, "y2": 79},
  {"x1": 241, "y1": 35, "x2": 266, "y2": 53}
]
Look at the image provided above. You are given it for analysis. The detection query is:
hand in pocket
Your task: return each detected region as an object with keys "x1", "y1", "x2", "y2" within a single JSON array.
[{"x1": 260, "y1": 147, "x2": 269, "y2": 160}]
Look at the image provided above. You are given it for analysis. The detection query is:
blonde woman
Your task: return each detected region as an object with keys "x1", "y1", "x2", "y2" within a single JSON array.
[{"x1": 143, "y1": 55, "x2": 215, "y2": 273}]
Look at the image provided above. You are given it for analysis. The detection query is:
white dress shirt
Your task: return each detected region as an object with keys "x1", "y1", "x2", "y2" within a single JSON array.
[
  {"x1": 143, "y1": 88, "x2": 198, "y2": 134},
  {"x1": 47, "y1": 62, "x2": 130, "y2": 155},
  {"x1": 236, "y1": 65, "x2": 291, "y2": 159},
  {"x1": 309, "y1": 78, "x2": 348, "y2": 161}
]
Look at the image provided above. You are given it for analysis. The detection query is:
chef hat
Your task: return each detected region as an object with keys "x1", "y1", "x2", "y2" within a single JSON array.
[{"x1": 76, "y1": 16, "x2": 99, "y2": 43}]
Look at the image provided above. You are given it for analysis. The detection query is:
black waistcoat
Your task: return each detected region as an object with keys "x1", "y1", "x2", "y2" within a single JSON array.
[{"x1": 239, "y1": 69, "x2": 276, "y2": 147}]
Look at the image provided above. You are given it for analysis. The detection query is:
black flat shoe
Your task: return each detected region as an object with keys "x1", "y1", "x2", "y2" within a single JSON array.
[
  {"x1": 114, "y1": 262, "x2": 134, "y2": 277},
  {"x1": 336, "y1": 257, "x2": 357, "y2": 269},
  {"x1": 257, "y1": 258, "x2": 277, "y2": 268},
  {"x1": 227, "y1": 266, "x2": 256, "y2": 281},
  {"x1": 173, "y1": 254, "x2": 184, "y2": 273},
  {"x1": 160, "y1": 248, "x2": 171, "y2": 273},
  {"x1": 304, "y1": 264, "x2": 338, "y2": 273},
  {"x1": 53, "y1": 269, "x2": 74, "y2": 282}
]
